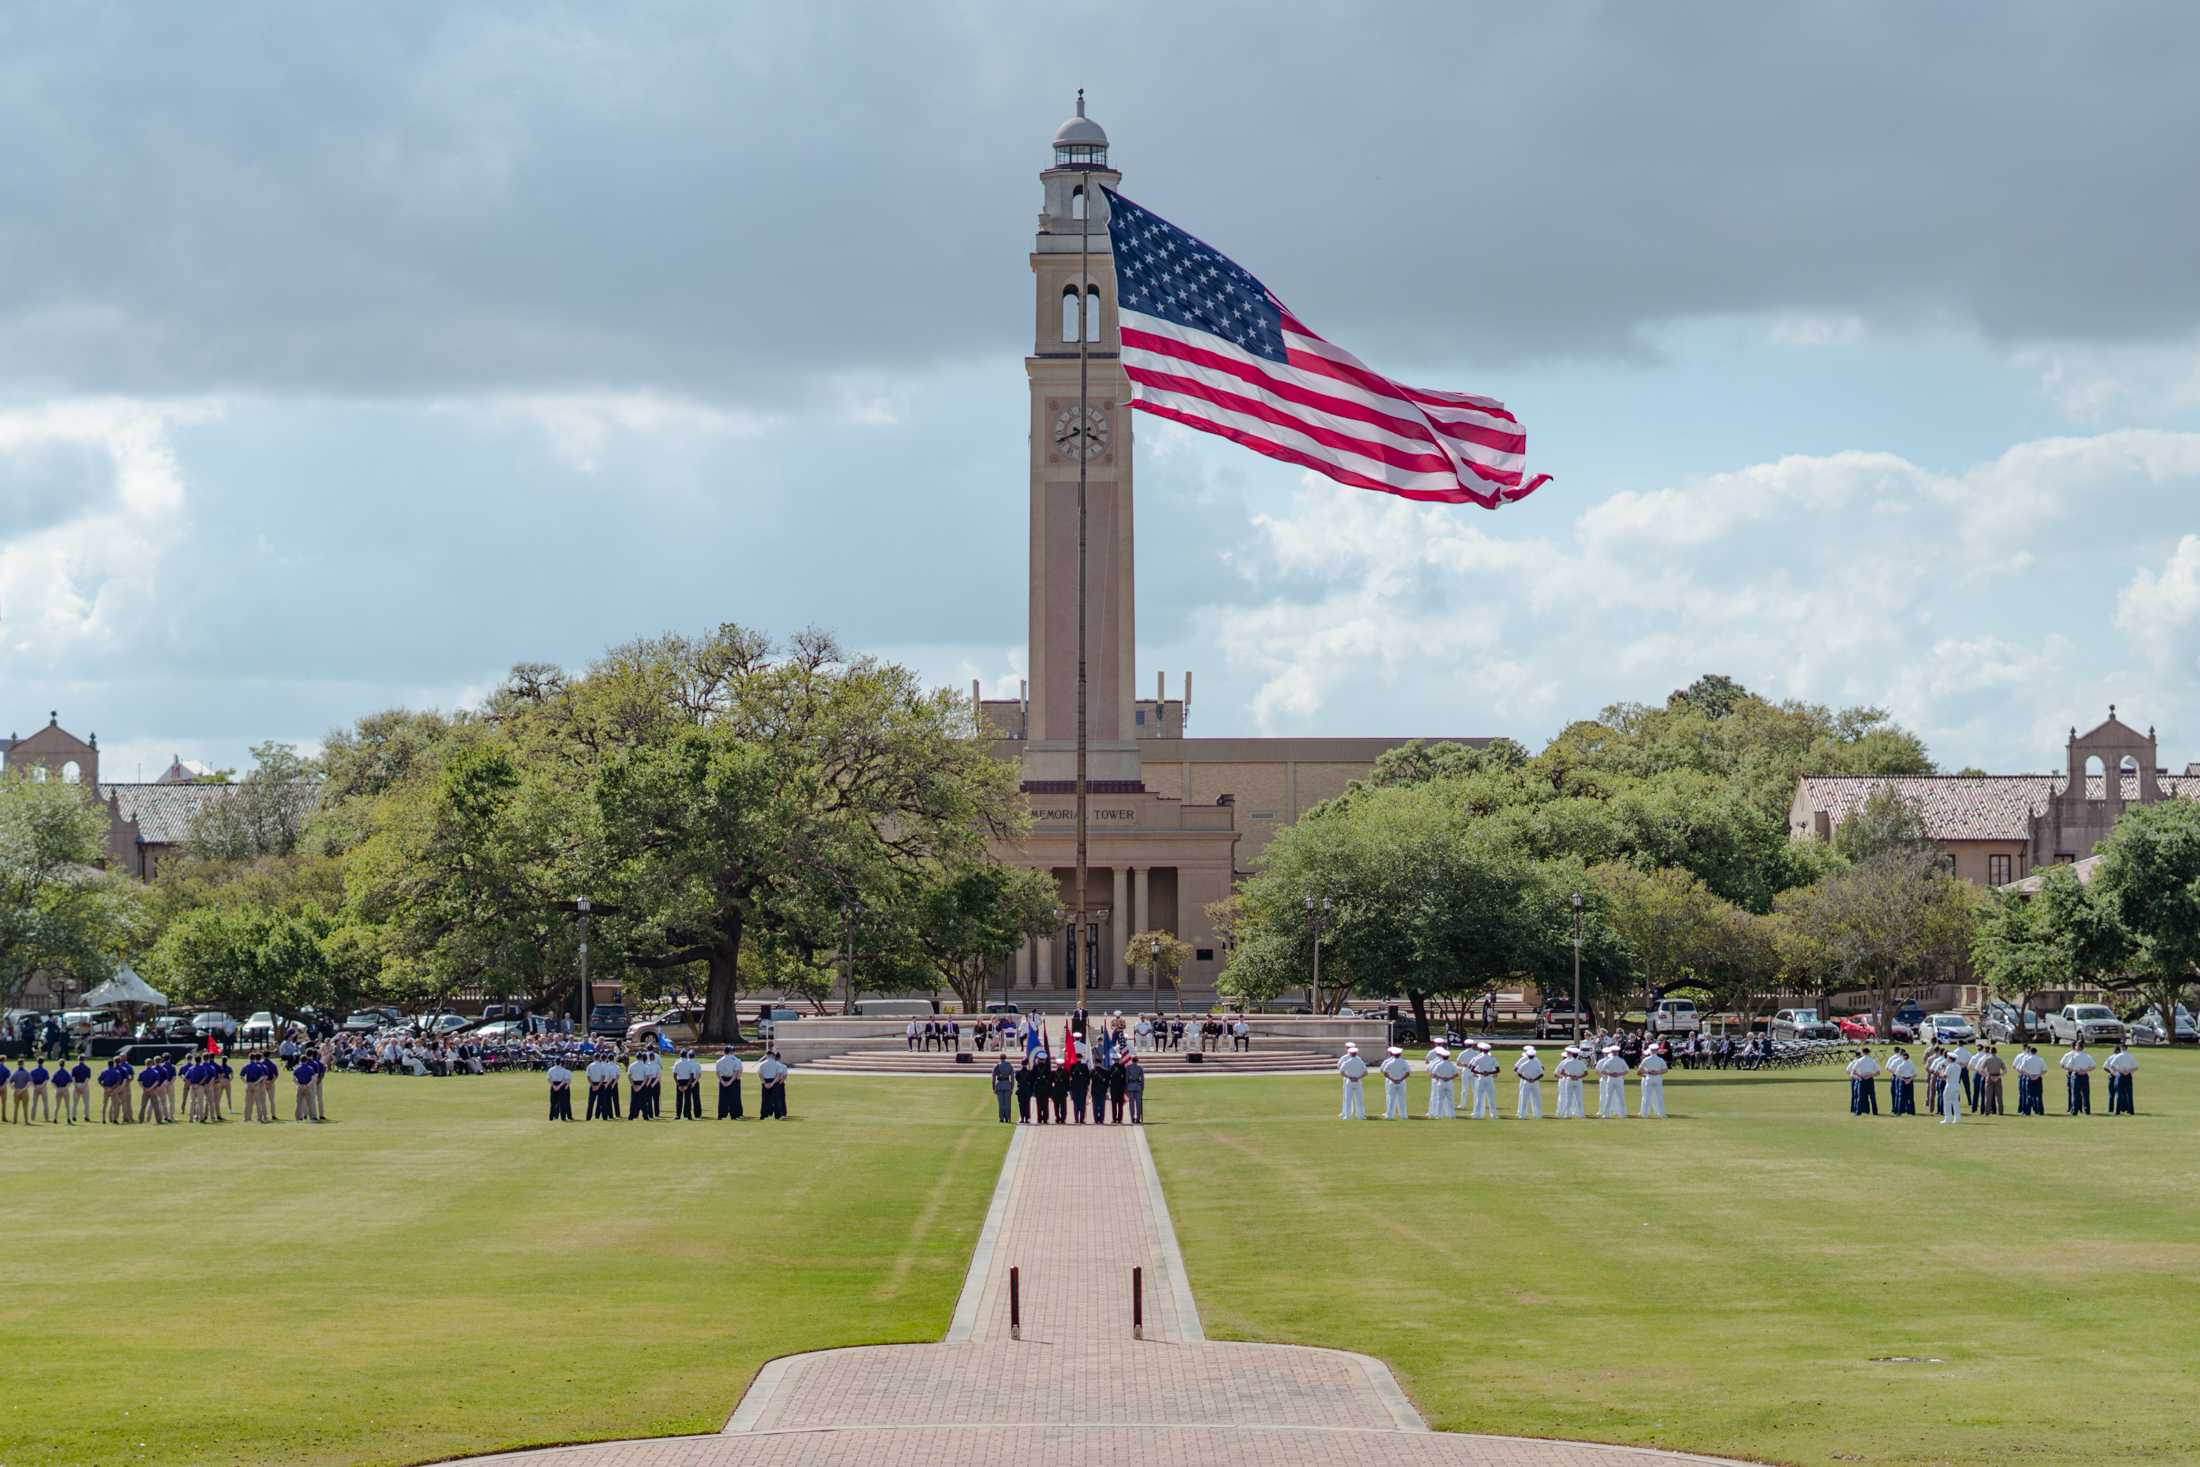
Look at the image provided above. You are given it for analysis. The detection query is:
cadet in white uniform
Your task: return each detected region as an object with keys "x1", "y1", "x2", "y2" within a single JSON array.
[
  {"x1": 672, "y1": 1050, "x2": 703, "y2": 1119},
  {"x1": 1378, "y1": 1046, "x2": 1411, "y2": 1119},
  {"x1": 2059, "y1": 1040, "x2": 2095, "y2": 1115},
  {"x1": 1555, "y1": 1046, "x2": 1588, "y2": 1117},
  {"x1": 1513, "y1": 1045, "x2": 1544, "y2": 1118},
  {"x1": 1937, "y1": 1050, "x2": 1964, "y2": 1123},
  {"x1": 546, "y1": 1059, "x2": 574, "y2": 1120},
  {"x1": 1337, "y1": 1042, "x2": 1368, "y2": 1119},
  {"x1": 1594, "y1": 1045, "x2": 1628, "y2": 1118},
  {"x1": 1426, "y1": 1046, "x2": 1459, "y2": 1118},
  {"x1": 715, "y1": 1049, "x2": 745, "y2": 1118},
  {"x1": 1468, "y1": 1042, "x2": 1500, "y2": 1119},
  {"x1": 2103, "y1": 1042, "x2": 2137, "y2": 1115},
  {"x1": 2010, "y1": 1043, "x2": 2046, "y2": 1115},
  {"x1": 1886, "y1": 1049, "x2": 1916, "y2": 1115},
  {"x1": 1637, "y1": 1042, "x2": 1668, "y2": 1118},
  {"x1": 1843, "y1": 1048, "x2": 1879, "y2": 1116}
]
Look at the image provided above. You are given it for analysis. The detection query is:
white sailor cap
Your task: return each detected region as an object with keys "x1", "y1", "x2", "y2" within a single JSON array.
[
  {"x1": 1430, "y1": 1045, "x2": 1450, "y2": 1057},
  {"x1": 1522, "y1": 1045, "x2": 1536, "y2": 1054},
  {"x1": 1344, "y1": 1042, "x2": 1359, "y2": 1052},
  {"x1": 1602, "y1": 1045, "x2": 1621, "y2": 1054},
  {"x1": 1386, "y1": 1045, "x2": 1403, "y2": 1056},
  {"x1": 1475, "y1": 1042, "x2": 1492, "y2": 1051}
]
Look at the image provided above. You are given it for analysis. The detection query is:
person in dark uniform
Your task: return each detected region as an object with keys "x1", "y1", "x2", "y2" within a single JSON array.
[
  {"x1": 1067, "y1": 1055, "x2": 1091, "y2": 1123},
  {"x1": 1049, "y1": 1059, "x2": 1069, "y2": 1123},
  {"x1": 1031, "y1": 1056, "x2": 1052, "y2": 1125},
  {"x1": 1013, "y1": 1057, "x2": 1034, "y2": 1123},
  {"x1": 991, "y1": 1054, "x2": 1016, "y2": 1123},
  {"x1": 1070, "y1": 1005, "x2": 1090, "y2": 1049},
  {"x1": 547, "y1": 1058, "x2": 574, "y2": 1120},
  {"x1": 715, "y1": 1049, "x2": 745, "y2": 1118},
  {"x1": 1107, "y1": 1054, "x2": 1129, "y2": 1123},
  {"x1": 1125, "y1": 1055, "x2": 1146, "y2": 1123}
]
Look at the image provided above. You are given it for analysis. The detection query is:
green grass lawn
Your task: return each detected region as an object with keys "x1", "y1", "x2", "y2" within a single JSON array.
[
  {"x1": 0, "y1": 1072, "x2": 1005, "y2": 1467},
  {"x1": 1150, "y1": 1051, "x2": 2200, "y2": 1467}
]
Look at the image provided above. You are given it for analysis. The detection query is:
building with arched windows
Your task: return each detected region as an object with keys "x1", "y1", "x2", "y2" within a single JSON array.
[
  {"x1": 1, "y1": 713, "x2": 233, "y2": 881},
  {"x1": 1790, "y1": 708, "x2": 2200, "y2": 887}
]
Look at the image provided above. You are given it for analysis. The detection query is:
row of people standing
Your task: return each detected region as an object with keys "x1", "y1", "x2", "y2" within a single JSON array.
[
  {"x1": 1338, "y1": 1041, "x2": 1670, "y2": 1120},
  {"x1": 989, "y1": 1052, "x2": 1146, "y2": 1124},
  {"x1": 545, "y1": 1048, "x2": 791, "y2": 1121},
  {"x1": 2, "y1": 1049, "x2": 328, "y2": 1125},
  {"x1": 1843, "y1": 1040, "x2": 2137, "y2": 1120}
]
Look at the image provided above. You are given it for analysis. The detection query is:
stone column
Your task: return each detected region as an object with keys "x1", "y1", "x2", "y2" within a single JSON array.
[
  {"x1": 1037, "y1": 933, "x2": 1054, "y2": 992},
  {"x1": 1110, "y1": 866, "x2": 1129, "y2": 989},
  {"x1": 1016, "y1": 935, "x2": 1032, "y2": 987},
  {"x1": 1134, "y1": 866, "x2": 1151, "y2": 942}
]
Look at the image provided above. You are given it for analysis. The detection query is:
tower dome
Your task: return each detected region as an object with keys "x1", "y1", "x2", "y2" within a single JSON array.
[{"x1": 1052, "y1": 90, "x2": 1108, "y2": 167}]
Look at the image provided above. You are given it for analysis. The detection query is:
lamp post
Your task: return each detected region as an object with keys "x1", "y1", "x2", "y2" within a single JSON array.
[
  {"x1": 1149, "y1": 935, "x2": 1162, "y2": 1018},
  {"x1": 1304, "y1": 895, "x2": 1332, "y2": 1013},
  {"x1": 1569, "y1": 891, "x2": 1584, "y2": 1043},
  {"x1": 576, "y1": 897, "x2": 592, "y2": 1035}
]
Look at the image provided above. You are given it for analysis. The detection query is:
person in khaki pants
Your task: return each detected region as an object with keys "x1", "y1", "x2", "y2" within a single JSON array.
[{"x1": 1979, "y1": 1046, "x2": 2007, "y2": 1115}]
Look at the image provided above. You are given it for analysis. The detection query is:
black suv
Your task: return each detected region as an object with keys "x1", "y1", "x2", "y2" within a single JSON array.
[{"x1": 587, "y1": 1003, "x2": 628, "y2": 1037}]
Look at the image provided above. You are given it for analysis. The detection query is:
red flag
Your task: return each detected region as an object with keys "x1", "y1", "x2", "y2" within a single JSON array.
[{"x1": 1063, "y1": 1025, "x2": 1078, "y2": 1068}]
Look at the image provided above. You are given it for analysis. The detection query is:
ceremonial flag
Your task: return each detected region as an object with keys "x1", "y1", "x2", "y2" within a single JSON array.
[{"x1": 1103, "y1": 189, "x2": 1550, "y2": 509}]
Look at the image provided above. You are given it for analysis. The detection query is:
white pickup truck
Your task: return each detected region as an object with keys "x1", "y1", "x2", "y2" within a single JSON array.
[
  {"x1": 2047, "y1": 1003, "x2": 2125, "y2": 1046},
  {"x1": 1649, "y1": 998, "x2": 1702, "y2": 1036}
]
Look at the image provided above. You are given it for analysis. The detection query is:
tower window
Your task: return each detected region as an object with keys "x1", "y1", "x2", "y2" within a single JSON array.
[
  {"x1": 1061, "y1": 285, "x2": 1079, "y2": 343},
  {"x1": 1086, "y1": 284, "x2": 1101, "y2": 342},
  {"x1": 1070, "y1": 185, "x2": 1085, "y2": 220}
]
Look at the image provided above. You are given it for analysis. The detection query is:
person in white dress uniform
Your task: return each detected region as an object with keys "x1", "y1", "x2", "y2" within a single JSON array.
[
  {"x1": 1426, "y1": 1046, "x2": 1459, "y2": 1118},
  {"x1": 1337, "y1": 1042, "x2": 1368, "y2": 1119},
  {"x1": 1468, "y1": 1042, "x2": 1500, "y2": 1119},
  {"x1": 1938, "y1": 1049, "x2": 1964, "y2": 1123},
  {"x1": 2010, "y1": 1044, "x2": 2046, "y2": 1115},
  {"x1": 1555, "y1": 1046, "x2": 1588, "y2": 1117},
  {"x1": 2103, "y1": 1042, "x2": 2137, "y2": 1114},
  {"x1": 1378, "y1": 1046, "x2": 1412, "y2": 1119},
  {"x1": 1595, "y1": 1045, "x2": 1628, "y2": 1118},
  {"x1": 1513, "y1": 1045, "x2": 1544, "y2": 1118},
  {"x1": 2059, "y1": 1040, "x2": 2095, "y2": 1115},
  {"x1": 1637, "y1": 1042, "x2": 1668, "y2": 1118}
]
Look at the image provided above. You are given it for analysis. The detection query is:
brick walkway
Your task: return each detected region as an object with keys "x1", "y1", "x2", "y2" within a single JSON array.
[{"x1": 464, "y1": 1124, "x2": 1751, "y2": 1467}]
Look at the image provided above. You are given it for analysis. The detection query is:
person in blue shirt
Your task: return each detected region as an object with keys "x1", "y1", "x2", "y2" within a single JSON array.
[
  {"x1": 137, "y1": 1059, "x2": 162, "y2": 1123},
  {"x1": 27, "y1": 1059, "x2": 53, "y2": 1123},
  {"x1": 97, "y1": 1061, "x2": 123, "y2": 1123},
  {"x1": 5, "y1": 1058, "x2": 28, "y2": 1124},
  {"x1": 49, "y1": 1059, "x2": 74, "y2": 1125},
  {"x1": 292, "y1": 1054, "x2": 321, "y2": 1122},
  {"x1": 68, "y1": 1057, "x2": 92, "y2": 1123}
]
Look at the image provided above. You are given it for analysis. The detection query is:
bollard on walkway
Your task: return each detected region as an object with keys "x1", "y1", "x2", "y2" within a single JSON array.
[
  {"x1": 1010, "y1": 1265, "x2": 1021, "y2": 1340},
  {"x1": 1132, "y1": 1265, "x2": 1144, "y2": 1340}
]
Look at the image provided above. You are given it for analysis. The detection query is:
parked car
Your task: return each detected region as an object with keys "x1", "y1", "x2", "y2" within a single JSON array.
[
  {"x1": 1836, "y1": 1014, "x2": 1878, "y2": 1041},
  {"x1": 241, "y1": 1011, "x2": 294, "y2": 1043},
  {"x1": 59, "y1": 1009, "x2": 122, "y2": 1039},
  {"x1": 1534, "y1": 1001, "x2": 1580, "y2": 1040},
  {"x1": 190, "y1": 1010, "x2": 240, "y2": 1040},
  {"x1": 982, "y1": 1002, "x2": 1023, "y2": 1015},
  {"x1": 1884, "y1": 1001, "x2": 1927, "y2": 1041},
  {"x1": 417, "y1": 1012, "x2": 472, "y2": 1035},
  {"x1": 1649, "y1": 998, "x2": 1701, "y2": 1036},
  {"x1": 2122, "y1": 1002, "x2": 2195, "y2": 1045},
  {"x1": 472, "y1": 1020, "x2": 528, "y2": 1041},
  {"x1": 627, "y1": 1007, "x2": 702, "y2": 1046},
  {"x1": 1982, "y1": 1001, "x2": 2052, "y2": 1043},
  {"x1": 1770, "y1": 1008, "x2": 1840, "y2": 1040},
  {"x1": 1916, "y1": 1012, "x2": 1977, "y2": 1045},
  {"x1": 587, "y1": 1003, "x2": 629, "y2": 1037},
  {"x1": 479, "y1": 1004, "x2": 525, "y2": 1023},
  {"x1": 2047, "y1": 1003, "x2": 2124, "y2": 1046},
  {"x1": 341, "y1": 1010, "x2": 387, "y2": 1034}
]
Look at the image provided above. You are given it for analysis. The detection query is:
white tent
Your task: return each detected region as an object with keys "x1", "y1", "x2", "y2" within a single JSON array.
[{"x1": 79, "y1": 965, "x2": 169, "y2": 1009}]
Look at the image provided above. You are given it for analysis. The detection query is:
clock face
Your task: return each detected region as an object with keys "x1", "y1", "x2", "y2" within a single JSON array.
[{"x1": 1051, "y1": 404, "x2": 1111, "y2": 462}]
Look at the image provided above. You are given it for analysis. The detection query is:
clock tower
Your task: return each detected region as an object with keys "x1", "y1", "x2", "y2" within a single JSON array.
[{"x1": 1024, "y1": 95, "x2": 1139, "y2": 789}]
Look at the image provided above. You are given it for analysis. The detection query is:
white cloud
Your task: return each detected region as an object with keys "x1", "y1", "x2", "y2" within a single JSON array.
[
  {"x1": 0, "y1": 398, "x2": 217, "y2": 662},
  {"x1": 1204, "y1": 430, "x2": 2200, "y2": 763},
  {"x1": 2115, "y1": 534, "x2": 2200, "y2": 664},
  {"x1": 442, "y1": 391, "x2": 779, "y2": 473},
  {"x1": 1767, "y1": 314, "x2": 1866, "y2": 348}
]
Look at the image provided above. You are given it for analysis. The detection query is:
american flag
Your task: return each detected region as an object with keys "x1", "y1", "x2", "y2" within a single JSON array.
[{"x1": 1102, "y1": 189, "x2": 1550, "y2": 509}]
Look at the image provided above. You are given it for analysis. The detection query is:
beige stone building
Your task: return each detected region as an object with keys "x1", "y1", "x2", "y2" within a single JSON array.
[
  {"x1": 3, "y1": 712, "x2": 228, "y2": 881},
  {"x1": 1790, "y1": 709, "x2": 2199, "y2": 887},
  {"x1": 981, "y1": 102, "x2": 1490, "y2": 1006}
]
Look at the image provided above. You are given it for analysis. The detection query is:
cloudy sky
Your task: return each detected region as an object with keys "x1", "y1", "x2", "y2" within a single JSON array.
[{"x1": 5, "y1": 1, "x2": 2200, "y2": 781}]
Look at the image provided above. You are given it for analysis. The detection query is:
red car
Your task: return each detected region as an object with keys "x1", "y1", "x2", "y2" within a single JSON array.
[{"x1": 1836, "y1": 1015, "x2": 1877, "y2": 1041}]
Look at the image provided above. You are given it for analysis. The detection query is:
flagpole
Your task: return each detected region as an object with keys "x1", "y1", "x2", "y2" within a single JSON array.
[{"x1": 1073, "y1": 88, "x2": 1091, "y2": 1022}]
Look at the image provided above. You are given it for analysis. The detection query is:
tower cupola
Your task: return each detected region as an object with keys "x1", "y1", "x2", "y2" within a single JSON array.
[{"x1": 1052, "y1": 90, "x2": 1108, "y2": 168}]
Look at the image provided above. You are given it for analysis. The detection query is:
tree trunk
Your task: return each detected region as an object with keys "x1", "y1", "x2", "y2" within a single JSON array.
[
  {"x1": 699, "y1": 930, "x2": 744, "y2": 1044},
  {"x1": 1407, "y1": 991, "x2": 1430, "y2": 1044}
]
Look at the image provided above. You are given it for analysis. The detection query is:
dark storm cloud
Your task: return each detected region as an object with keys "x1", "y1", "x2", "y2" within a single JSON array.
[{"x1": 1, "y1": 0, "x2": 2196, "y2": 403}]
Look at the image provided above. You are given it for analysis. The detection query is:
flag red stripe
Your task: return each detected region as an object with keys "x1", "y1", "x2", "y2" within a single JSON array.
[
  {"x1": 1126, "y1": 364, "x2": 1467, "y2": 476},
  {"x1": 1128, "y1": 398, "x2": 1500, "y2": 507}
]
